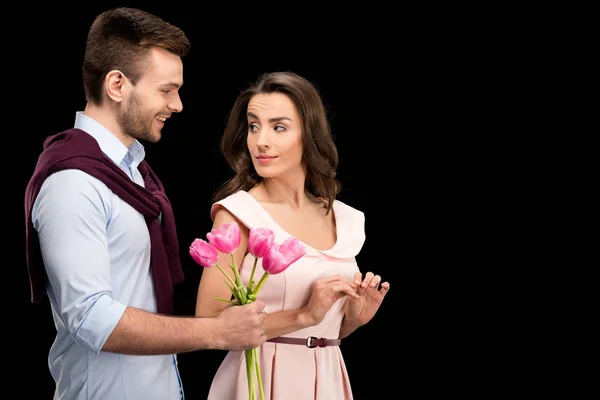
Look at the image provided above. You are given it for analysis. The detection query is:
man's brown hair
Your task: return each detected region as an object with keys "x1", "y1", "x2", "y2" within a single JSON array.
[{"x1": 82, "y1": 7, "x2": 190, "y2": 105}]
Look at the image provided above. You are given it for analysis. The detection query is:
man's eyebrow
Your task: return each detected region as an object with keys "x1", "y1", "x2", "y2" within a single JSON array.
[
  {"x1": 247, "y1": 112, "x2": 291, "y2": 123},
  {"x1": 160, "y1": 81, "x2": 182, "y2": 89}
]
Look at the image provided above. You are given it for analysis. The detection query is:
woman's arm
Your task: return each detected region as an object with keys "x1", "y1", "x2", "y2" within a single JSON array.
[{"x1": 266, "y1": 275, "x2": 360, "y2": 339}]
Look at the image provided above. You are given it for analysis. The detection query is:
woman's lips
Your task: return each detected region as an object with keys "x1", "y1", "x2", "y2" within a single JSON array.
[{"x1": 256, "y1": 155, "x2": 276, "y2": 164}]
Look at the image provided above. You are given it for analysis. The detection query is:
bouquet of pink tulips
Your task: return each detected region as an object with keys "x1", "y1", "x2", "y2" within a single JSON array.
[{"x1": 189, "y1": 222, "x2": 306, "y2": 400}]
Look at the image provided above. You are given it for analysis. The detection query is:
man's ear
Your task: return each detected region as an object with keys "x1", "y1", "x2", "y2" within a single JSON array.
[{"x1": 105, "y1": 70, "x2": 128, "y2": 103}]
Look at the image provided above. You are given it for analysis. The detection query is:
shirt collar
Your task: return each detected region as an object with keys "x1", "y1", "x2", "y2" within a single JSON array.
[{"x1": 74, "y1": 111, "x2": 146, "y2": 168}]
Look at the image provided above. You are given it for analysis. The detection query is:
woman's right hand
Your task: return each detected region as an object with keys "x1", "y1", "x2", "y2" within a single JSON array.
[{"x1": 302, "y1": 275, "x2": 359, "y2": 326}]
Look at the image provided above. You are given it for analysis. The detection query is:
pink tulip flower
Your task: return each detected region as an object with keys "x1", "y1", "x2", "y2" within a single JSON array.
[
  {"x1": 189, "y1": 239, "x2": 218, "y2": 268},
  {"x1": 207, "y1": 222, "x2": 241, "y2": 254},
  {"x1": 279, "y1": 237, "x2": 307, "y2": 266},
  {"x1": 248, "y1": 227, "x2": 275, "y2": 259},
  {"x1": 262, "y1": 237, "x2": 307, "y2": 275}
]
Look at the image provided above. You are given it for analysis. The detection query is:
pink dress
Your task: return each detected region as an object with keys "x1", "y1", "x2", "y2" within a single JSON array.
[{"x1": 206, "y1": 190, "x2": 365, "y2": 400}]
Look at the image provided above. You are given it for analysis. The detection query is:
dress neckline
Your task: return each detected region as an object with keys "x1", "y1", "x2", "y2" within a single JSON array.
[{"x1": 238, "y1": 190, "x2": 340, "y2": 253}]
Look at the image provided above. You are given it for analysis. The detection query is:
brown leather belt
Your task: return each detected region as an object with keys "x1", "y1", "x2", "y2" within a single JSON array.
[{"x1": 267, "y1": 336, "x2": 341, "y2": 348}]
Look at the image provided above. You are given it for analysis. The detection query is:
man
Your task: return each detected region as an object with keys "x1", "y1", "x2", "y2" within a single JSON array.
[{"x1": 24, "y1": 7, "x2": 266, "y2": 400}]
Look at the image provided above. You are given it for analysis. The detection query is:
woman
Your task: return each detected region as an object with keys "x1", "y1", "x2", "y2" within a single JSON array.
[{"x1": 196, "y1": 71, "x2": 390, "y2": 399}]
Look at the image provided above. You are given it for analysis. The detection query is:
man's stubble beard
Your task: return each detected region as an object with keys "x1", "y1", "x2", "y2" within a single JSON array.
[{"x1": 117, "y1": 90, "x2": 159, "y2": 144}]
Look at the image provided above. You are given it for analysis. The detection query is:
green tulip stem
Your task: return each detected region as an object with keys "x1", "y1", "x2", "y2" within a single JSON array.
[
  {"x1": 248, "y1": 257, "x2": 259, "y2": 292},
  {"x1": 253, "y1": 272, "x2": 271, "y2": 297},
  {"x1": 245, "y1": 349, "x2": 256, "y2": 400},
  {"x1": 212, "y1": 296, "x2": 237, "y2": 304},
  {"x1": 254, "y1": 347, "x2": 265, "y2": 400},
  {"x1": 229, "y1": 254, "x2": 248, "y2": 304},
  {"x1": 214, "y1": 263, "x2": 236, "y2": 288}
]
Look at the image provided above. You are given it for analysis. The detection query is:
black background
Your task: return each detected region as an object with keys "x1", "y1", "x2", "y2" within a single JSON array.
[{"x1": 6, "y1": 1, "x2": 496, "y2": 399}]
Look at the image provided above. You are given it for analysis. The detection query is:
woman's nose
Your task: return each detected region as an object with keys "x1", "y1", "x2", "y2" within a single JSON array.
[{"x1": 256, "y1": 131, "x2": 270, "y2": 147}]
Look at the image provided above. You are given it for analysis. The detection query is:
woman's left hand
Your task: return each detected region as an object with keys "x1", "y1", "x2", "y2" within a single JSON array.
[{"x1": 345, "y1": 271, "x2": 390, "y2": 327}]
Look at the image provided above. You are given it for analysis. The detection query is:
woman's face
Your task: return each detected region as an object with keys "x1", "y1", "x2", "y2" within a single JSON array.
[{"x1": 246, "y1": 92, "x2": 304, "y2": 179}]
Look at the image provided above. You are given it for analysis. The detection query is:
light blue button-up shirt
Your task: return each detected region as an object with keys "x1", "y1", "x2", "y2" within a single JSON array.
[{"x1": 32, "y1": 112, "x2": 183, "y2": 400}]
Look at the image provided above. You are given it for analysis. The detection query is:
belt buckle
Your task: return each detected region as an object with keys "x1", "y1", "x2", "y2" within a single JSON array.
[{"x1": 306, "y1": 336, "x2": 318, "y2": 348}]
